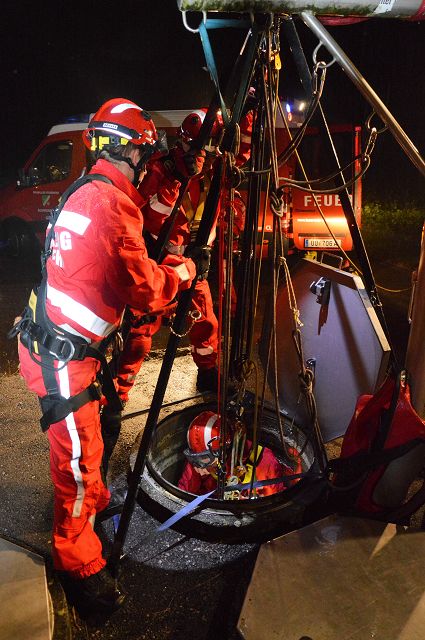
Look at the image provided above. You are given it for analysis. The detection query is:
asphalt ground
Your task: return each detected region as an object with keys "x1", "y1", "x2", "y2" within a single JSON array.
[{"x1": 0, "y1": 355, "x2": 259, "y2": 640}]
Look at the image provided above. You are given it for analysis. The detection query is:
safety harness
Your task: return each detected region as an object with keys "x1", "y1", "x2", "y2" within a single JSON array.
[{"x1": 10, "y1": 174, "x2": 123, "y2": 432}]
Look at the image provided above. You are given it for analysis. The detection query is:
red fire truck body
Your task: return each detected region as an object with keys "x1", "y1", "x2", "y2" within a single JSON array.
[{"x1": 0, "y1": 110, "x2": 361, "y2": 257}]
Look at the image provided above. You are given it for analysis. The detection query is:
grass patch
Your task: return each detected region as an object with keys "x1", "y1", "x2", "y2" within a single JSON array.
[{"x1": 361, "y1": 201, "x2": 424, "y2": 268}]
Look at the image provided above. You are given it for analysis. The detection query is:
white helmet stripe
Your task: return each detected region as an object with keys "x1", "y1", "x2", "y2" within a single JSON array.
[
  {"x1": 203, "y1": 414, "x2": 218, "y2": 449},
  {"x1": 111, "y1": 102, "x2": 142, "y2": 114},
  {"x1": 191, "y1": 109, "x2": 206, "y2": 120}
]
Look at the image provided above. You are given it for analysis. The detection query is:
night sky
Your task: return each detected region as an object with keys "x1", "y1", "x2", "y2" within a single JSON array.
[{"x1": 2, "y1": 1, "x2": 424, "y2": 200}]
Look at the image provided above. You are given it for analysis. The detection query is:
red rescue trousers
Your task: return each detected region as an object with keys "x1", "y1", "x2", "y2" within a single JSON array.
[
  {"x1": 18, "y1": 342, "x2": 110, "y2": 578},
  {"x1": 116, "y1": 278, "x2": 218, "y2": 402}
]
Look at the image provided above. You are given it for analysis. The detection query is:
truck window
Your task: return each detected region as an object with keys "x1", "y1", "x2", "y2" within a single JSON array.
[{"x1": 28, "y1": 141, "x2": 73, "y2": 185}]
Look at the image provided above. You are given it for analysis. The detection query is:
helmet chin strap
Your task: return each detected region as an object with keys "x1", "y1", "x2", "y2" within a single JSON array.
[{"x1": 119, "y1": 156, "x2": 146, "y2": 187}]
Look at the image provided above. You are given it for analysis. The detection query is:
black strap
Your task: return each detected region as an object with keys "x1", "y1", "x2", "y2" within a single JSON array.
[
  {"x1": 43, "y1": 173, "x2": 112, "y2": 263},
  {"x1": 39, "y1": 381, "x2": 103, "y2": 432},
  {"x1": 17, "y1": 315, "x2": 89, "y2": 362},
  {"x1": 86, "y1": 347, "x2": 123, "y2": 413},
  {"x1": 328, "y1": 438, "x2": 425, "y2": 481}
]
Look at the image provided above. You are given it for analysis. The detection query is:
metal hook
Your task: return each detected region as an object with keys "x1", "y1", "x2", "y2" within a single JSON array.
[
  {"x1": 181, "y1": 9, "x2": 207, "y2": 34},
  {"x1": 313, "y1": 43, "x2": 336, "y2": 68},
  {"x1": 366, "y1": 111, "x2": 388, "y2": 135}
]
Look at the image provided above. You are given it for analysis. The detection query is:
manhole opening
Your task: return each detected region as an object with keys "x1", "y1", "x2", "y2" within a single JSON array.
[{"x1": 145, "y1": 401, "x2": 316, "y2": 505}]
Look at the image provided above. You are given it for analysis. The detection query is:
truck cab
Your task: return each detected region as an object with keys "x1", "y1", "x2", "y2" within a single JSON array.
[
  {"x1": 0, "y1": 108, "x2": 361, "y2": 258},
  {"x1": 0, "y1": 116, "x2": 90, "y2": 255}
]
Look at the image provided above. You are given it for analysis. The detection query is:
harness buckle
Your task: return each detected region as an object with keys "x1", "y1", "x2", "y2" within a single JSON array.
[
  {"x1": 88, "y1": 380, "x2": 103, "y2": 401},
  {"x1": 49, "y1": 336, "x2": 75, "y2": 362},
  {"x1": 7, "y1": 314, "x2": 31, "y2": 340}
]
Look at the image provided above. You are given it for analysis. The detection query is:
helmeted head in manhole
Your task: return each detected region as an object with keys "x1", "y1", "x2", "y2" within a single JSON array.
[
  {"x1": 134, "y1": 401, "x2": 322, "y2": 542},
  {"x1": 178, "y1": 409, "x2": 303, "y2": 500}
]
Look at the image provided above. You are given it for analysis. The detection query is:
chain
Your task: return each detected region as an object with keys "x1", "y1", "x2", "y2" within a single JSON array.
[{"x1": 168, "y1": 309, "x2": 202, "y2": 338}]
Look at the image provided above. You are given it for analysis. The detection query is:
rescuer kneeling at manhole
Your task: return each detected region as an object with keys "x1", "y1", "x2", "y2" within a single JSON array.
[{"x1": 178, "y1": 411, "x2": 302, "y2": 497}]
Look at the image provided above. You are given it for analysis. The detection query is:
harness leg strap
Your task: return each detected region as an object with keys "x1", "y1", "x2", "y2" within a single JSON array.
[{"x1": 39, "y1": 380, "x2": 103, "y2": 432}]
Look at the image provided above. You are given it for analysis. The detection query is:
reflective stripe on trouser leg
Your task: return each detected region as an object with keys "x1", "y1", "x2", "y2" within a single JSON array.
[
  {"x1": 189, "y1": 279, "x2": 218, "y2": 370},
  {"x1": 47, "y1": 359, "x2": 110, "y2": 578}
]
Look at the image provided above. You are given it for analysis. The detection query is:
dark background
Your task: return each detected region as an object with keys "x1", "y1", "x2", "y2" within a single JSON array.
[{"x1": 1, "y1": 1, "x2": 424, "y2": 201}]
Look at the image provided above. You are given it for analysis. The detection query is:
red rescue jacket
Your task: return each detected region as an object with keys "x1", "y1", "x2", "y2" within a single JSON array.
[
  {"x1": 140, "y1": 148, "x2": 246, "y2": 255},
  {"x1": 178, "y1": 441, "x2": 301, "y2": 497},
  {"x1": 44, "y1": 159, "x2": 196, "y2": 343}
]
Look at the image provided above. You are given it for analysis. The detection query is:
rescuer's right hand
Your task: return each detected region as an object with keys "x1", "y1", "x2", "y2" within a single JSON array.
[
  {"x1": 182, "y1": 148, "x2": 206, "y2": 177},
  {"x1": 167, "y1": 146, "x2": 206, "y2": 181},
  {"x1": 184, "y1": 243, "x2": 212, "y2": 280}
]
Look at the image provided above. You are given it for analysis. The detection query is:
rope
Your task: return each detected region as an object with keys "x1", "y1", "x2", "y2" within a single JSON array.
[
  {"x1": 280, "y1": 255, "x2": 303, "y2": 329},
  {"x1": 275, "y1": 94, "x2": 408, "y2": 304}
]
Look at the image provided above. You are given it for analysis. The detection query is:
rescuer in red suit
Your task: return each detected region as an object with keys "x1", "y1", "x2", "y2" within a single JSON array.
[
  {"x1": 177, "y1": 411, "x2": 302, "y2": 497},
  {"x1": 109, "y1": 109, "x2": 251, "y2": 410},
  {"x1": 16, "y1": 98, "x2": 198, "y2": 614}
]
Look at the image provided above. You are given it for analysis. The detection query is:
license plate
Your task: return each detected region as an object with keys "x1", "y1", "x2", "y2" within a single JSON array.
[{"x1": 304, "y1": 238, "x2": 341, "y2": 249}]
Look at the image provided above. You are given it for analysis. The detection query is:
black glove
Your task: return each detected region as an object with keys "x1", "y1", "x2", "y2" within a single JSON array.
[
  {"x1": 163, "y1": 148, "x2": 205, "y2": 182},
  {"x1": 184, "y1": 244, "x2": 212, "y2": 280},
  {"x1": 182, "y1": 149, "x2": 206, "y2": 177}
]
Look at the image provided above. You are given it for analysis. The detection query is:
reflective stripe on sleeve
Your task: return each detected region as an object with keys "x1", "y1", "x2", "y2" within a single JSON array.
[
  {"x1": 47, "y1": 284, "x2": 116, "y2": 338},
  {"x1": 56, "y1": 210, "x2": 91, "y2": 235},
  {"x1": 149, "y1": 194, "x2": 174, "y2": 216},
  {"x1": 172, "y1": 263, "x2": 191, "y2": 282},
  {"x1": 166, "y1": 242, "x2": 187, "y2": 256},
  {"x1": 191, "y1": 345, "x2": 215, "y2": 355}
]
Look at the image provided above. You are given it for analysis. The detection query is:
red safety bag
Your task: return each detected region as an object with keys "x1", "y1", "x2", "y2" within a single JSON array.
[{"x1": 332, "y1": 372, "x2": 425, "y2": 517}]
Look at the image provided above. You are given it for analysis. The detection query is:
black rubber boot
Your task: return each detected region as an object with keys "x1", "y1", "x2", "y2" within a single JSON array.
[
  {"x1": 196, "y1": 367, "x2": 237, "y2": 395},
  {"x1": 96, "y1": 486, "x2": 128, "y2": 523},
  {"x1": 100, "y1": 405, "x2": 123, "y2": 477},
  {"x1": 58, "y1": 567, "x2": 125, "y2": 617},
  {"x1": 196, "y1": 367, "x2": 219, "y2": 393}
]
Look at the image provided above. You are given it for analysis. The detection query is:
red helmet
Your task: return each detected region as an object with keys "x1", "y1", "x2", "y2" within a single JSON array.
[
  {"x1": 179, "y1": 108, "x2": 223, "y2": 152},
  {"x1": 82, "y1": 97, "x2": 158, "y2": 152},
  {"x1": 184, "y1": 411, "x2": 229, "y2": 469}
]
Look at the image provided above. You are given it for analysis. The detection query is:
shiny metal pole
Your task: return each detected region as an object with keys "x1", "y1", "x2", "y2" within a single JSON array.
[
  {"x1": 300, "y1": 11, "x2": 425, "y2": 178},
  {"x1": 405, "y1": 225, "x2": 425, "y2": 418}
]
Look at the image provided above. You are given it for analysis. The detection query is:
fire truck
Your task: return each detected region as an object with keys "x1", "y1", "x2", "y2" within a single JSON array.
[{"x1": 0, "y1": 108, "x2": 361, "y2": 257}]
